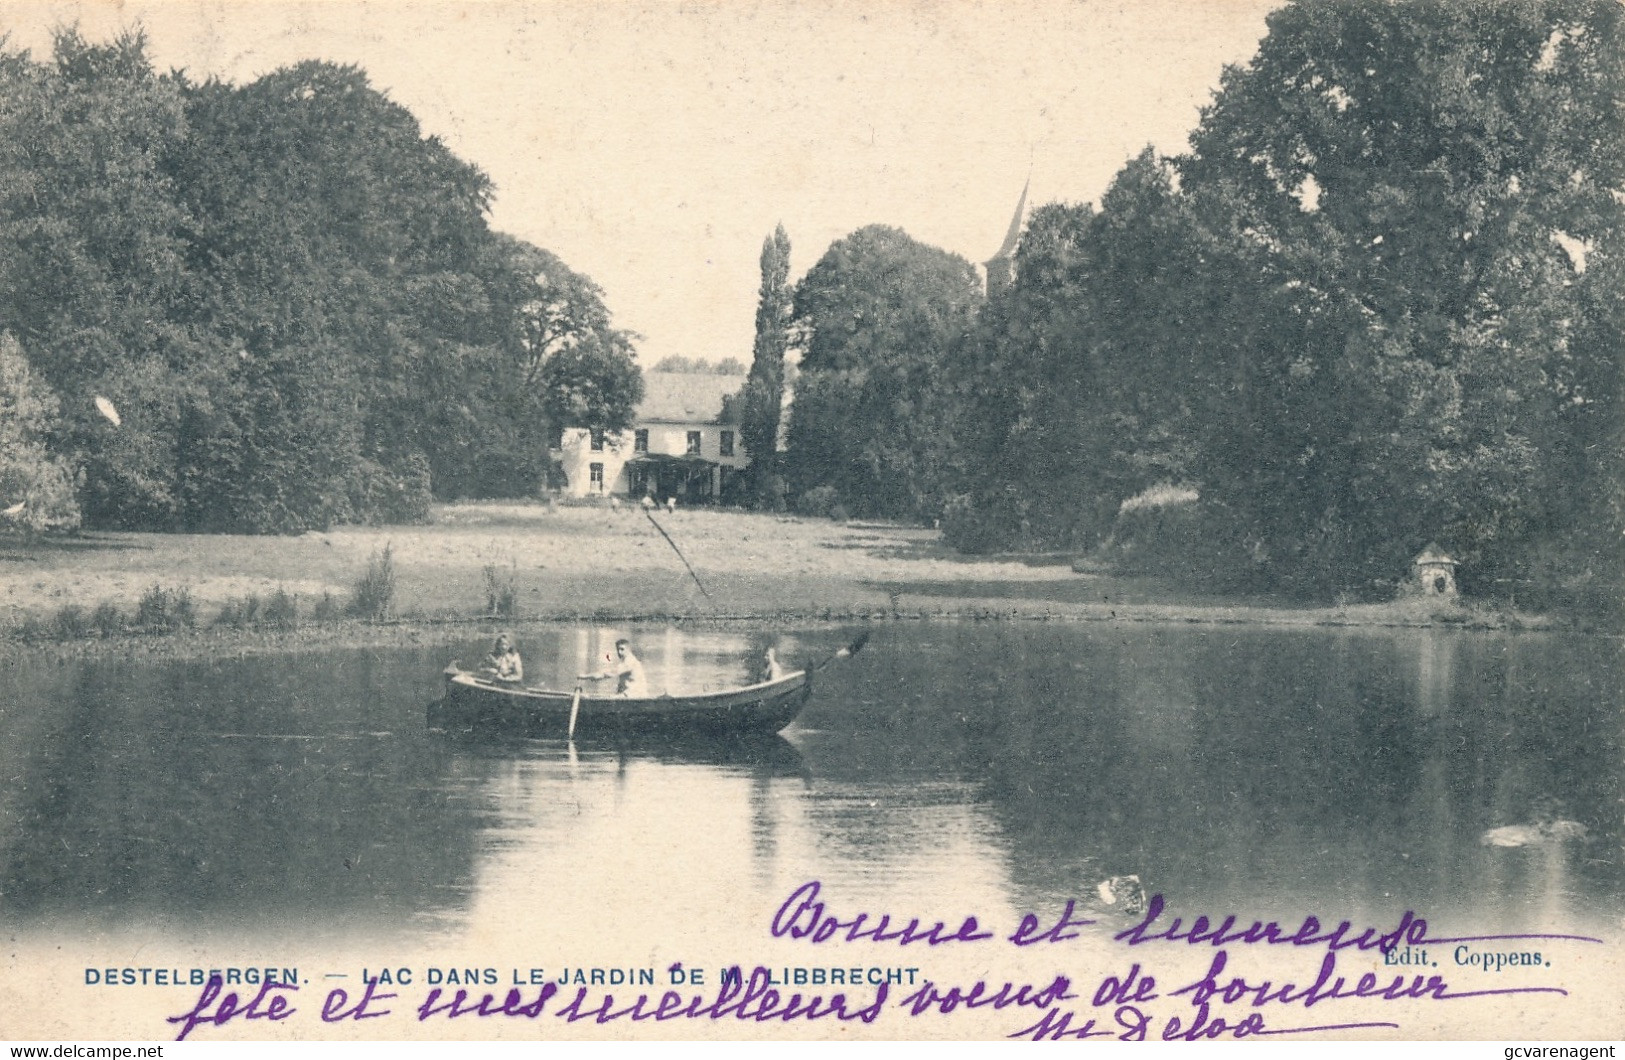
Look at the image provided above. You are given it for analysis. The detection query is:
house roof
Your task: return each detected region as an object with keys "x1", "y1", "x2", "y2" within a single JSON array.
[
  {"x1": 637, "y1": 371, "x2": 745, "y2": 424},
  {"x1": 1413, "y1": 542, "x2": 1456, "y2": 566},
  {"x1": 626, "y1": 452, "x2": 715, "y2": 465}
]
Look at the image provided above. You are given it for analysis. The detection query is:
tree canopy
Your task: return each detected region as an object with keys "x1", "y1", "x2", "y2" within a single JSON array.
[
  {"x1": 939, "y1": 0, "x2": 1622, "y2": 612},
  {"x1": 783, "y1": 225, "x2": 983, "y2": 520},
  {"x1": 0, "y1": 333, "x2": 80, "y2": 533},
  {"x1": 652, "y1": 354, "x2": 746, "y2": 375},
  {"x1": 1170, "y1": 0, "x2": 1625, "y2": 597},
  {"x1": 0, "y1": 29, "x2": 640, "y2": 532}
]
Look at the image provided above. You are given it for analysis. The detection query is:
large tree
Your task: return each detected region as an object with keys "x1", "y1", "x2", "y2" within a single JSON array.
[
  {"x1": 170, "y1": 60, "x2": 501, "y2": 526},
  {"x1": 738, "y1": 224, "x2": 793, "y2": 507},
  {"x1": 946, "y1": 157, "x2": 1216, "y2": 552},
  {"x1": 0, "y1": 29, "x2": 194, "y2": 528},
  {"x1": 783, "y1": 225, "x2": 983, "y2": 519},
  {"x1": 1171, "y1": 0, "x2": 1625, "y2": 596},
  {"x1": 941, "y1": 0, "x2": 1622, "y2": 610},
  {"x1": 443, "y1": 234, "x2": 640, "y2": 498},
  {"x1": 495, "y1": 236, "x2": 641, "y2": 437},
  {"x1": 0, "y1": 31, "x2": 643, "y2": 531}
]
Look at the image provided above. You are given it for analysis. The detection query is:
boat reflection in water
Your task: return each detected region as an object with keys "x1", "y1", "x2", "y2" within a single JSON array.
[{"x1": 427, "y1": 703, "x2": 810, "y2": 778}]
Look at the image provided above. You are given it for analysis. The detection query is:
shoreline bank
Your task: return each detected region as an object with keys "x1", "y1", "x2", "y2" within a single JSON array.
[
  {"x1": 0, "y1": 595, "x2": 1583, "y2": 666},
  {"x1": 0, "y1": 502, "x2": 1592, "y2": 664}
]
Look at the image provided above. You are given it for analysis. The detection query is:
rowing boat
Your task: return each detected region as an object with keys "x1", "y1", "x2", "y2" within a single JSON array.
[{"x1": 437, "y1": 664, "x2": 814, "y2": 738}]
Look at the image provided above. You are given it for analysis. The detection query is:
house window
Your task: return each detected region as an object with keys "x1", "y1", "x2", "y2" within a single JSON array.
[
  {"x1": 634, "y1": 429, "x2": 648, "y2": 453},
  {"x1": 589, "y1": 462, "x2": 604, "y2": 493},
  {"x1": 590, "y1": 429, "x2": 605, "y2": 452},
  {"x1": 720, "y1": 430, "x2": 735, "y2": 457},
  {"x1": 686, "y1": 430, "x2": 702, "y2": 455}
]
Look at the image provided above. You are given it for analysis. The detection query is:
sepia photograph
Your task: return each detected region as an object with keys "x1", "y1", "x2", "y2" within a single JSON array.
[{"x1": 0, "y1": 0, "x2": 1620, "y2": 1044}]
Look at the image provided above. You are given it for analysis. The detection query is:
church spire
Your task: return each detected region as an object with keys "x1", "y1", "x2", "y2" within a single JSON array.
[{"x1": 984, "y1": 175, "x2": 1029, "y2": 293}]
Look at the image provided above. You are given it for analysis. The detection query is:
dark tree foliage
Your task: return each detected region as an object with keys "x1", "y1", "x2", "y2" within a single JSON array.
[
  {"x1": 0, "y1": 31, "x2": 639, "y2": 532},
  {"x1": 166, "y1": 62, "x2": 498, "y2": 527},
  {"x1": 487, "y1": 235, "x2": 643, "y2": 454},
  {"x1": 422, "y1": 234, "x2": 638, "y2": 499},
  {"x1": 783, "y1": 225, "x2": 983, "y2": 520},
  {"x1": 946, "y1": 158, "x2": 1217, "y2": 552},
  {"x1": 947, "y1": 0, "x2": 1623, "y2": 612},
  {"x1": 0, "y1": 29, "x2": 193, "y2": 527},
  {"x1": 738, "y1": 224, "x2": 793, "y2": 508},
  {"x1": 1172, "y1": 0, "x2": 1625, "y2": 598},
  {"x1": 173, "y1": 342, "x2": 364, "y2": 533},
  {"x1": 0, "y1": 333, "x2": 80, "y2": 532},
  {"x1": 653, "y1": 354, "x2": 745, "y2": 374},
  {"x1": 535, "y1": 332, "x2": 644, "y2": 437}
]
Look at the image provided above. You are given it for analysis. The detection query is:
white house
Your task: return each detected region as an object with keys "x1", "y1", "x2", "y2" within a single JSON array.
[{"x1": 556, "y1": 371, "x2": 748, "y2": 502}]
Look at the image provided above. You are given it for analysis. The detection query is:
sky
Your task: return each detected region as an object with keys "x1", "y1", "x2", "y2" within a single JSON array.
[{"x1": 4, "y1": 0, "x2": 1284, "y2": 367}]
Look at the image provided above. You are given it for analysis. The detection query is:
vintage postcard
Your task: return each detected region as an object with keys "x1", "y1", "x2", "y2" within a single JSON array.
[{"x1": 0, "y1": 0, "x2": 1621, "y2": 1045}]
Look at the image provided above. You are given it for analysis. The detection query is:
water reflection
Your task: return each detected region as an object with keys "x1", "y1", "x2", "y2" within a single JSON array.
[
  {"x1": 430, "y1": 723, "x2": 809, "y2": 778},
  {"x1": 0, "y1": 623, "x2": 1617, "y2": 947}
]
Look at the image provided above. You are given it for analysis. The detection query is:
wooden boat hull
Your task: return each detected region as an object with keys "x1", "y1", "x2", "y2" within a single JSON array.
[{"x1": 437, "y1": 666, "x2": 813, "y2": 738}]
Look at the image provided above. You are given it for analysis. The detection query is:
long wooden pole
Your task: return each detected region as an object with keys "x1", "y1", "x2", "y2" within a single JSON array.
[
  {"x1": 643, "y1": 508, "x2": 713, "y2": 600},
  {"x1": 568, "y1": 684, "x2": 582, "y2": 741}
]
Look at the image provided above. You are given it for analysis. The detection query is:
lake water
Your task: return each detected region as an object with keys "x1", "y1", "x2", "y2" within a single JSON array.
[{"x1": 1, "y1": 622, "x2": 1620, "y2": 1038}]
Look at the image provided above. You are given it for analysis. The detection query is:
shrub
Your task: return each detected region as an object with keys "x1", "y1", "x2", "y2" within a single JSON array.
[
  {"x1": 795, "y1": 485, "x2": 842, "y2": 519},
  {"x1": 12, "y1": 613, "x2": 48, "y2": 640},
  {"x1": 555, "y1": 493, "x2": 611, "y2": 509},
  {"x1": 90, "y1": 601, "x2": 123, "y2": 637},
  {"x1": 137, "y1": 585, "x2": 196, "y2": 631},
  {"x1": 940, "y1": 492, "x2": 1019, "y2": 554},
  {"x1": 828, "y1": 503, "x2": 850, "y2": 524},
  {"x1": 218, "y1": 590, "x2": 299, "y2": 630},
  {"x1": 50, "y1": 604, "x2": 91, "y2": 639},
  {"x1": 170, "y1": 587, "x2": 197, "y2": 629},
  {"x1": 1105, "y1": 486, "x2": 1204, "y2": 574},
  {"x1": 0, "y1": 333, "x2": 81, "y2": 534},
  {"x1": 352, "y1": 454, "x2": 433, "y2": 526},
  {"x1": 136, "y1": 585, "x2": 170, "y2": 629},
  {"x1": 347, "y1": 544, "x2": 396, "y2": 620},
  {"x1": 1101, "y1": 496, "x2": 1261, "y2": 593},
  {"x1": 264, "y1": 588, "x2": 298, "y2": 631},
  {"x1": 762, "y1": 475, "x2": 789, "y2": 512},
  {"x1": 483, "y1": 562, "x2": 519, "y2": 618}
]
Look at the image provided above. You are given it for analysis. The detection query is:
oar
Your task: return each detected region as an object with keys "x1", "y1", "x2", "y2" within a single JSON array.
[
  {"x1": 807, "y1": 631, "x2": 871, "y2": 672},
  {"x1": 568, "y1": 684, "x2": 582, "y2": 741}
]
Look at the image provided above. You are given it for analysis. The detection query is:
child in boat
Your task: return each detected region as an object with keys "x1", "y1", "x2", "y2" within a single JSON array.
[
  {"x1": 580, "y1": 638, "x2": 648, "y2": 696},
  {"x1": 482, "y1": 633, "x2": 524, "y2": 682},
  {"x1": 759, "y1": 647, "x2": 784, "y2": 683}
]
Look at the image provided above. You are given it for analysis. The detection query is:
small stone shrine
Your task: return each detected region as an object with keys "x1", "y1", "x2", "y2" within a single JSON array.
[{"x1": 1411, "y1": 543, "x2": 1458, "y2": 598}]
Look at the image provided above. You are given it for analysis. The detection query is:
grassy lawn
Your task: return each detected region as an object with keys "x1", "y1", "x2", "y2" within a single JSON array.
[
  {"x1": 0, "y1": 502, "x2": 1084, "y2": 627},
  {"x1": 0, "y1": 500, "x2": 1522, "y2": 640}
]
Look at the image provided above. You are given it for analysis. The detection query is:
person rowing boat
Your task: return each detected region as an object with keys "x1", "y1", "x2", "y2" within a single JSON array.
[
  {"x1": 439, "y1": 631, "x2": 870, "y2": 738},
  {"x1": 579, "y1": 637, "x2": 648, "y2": 697}
]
